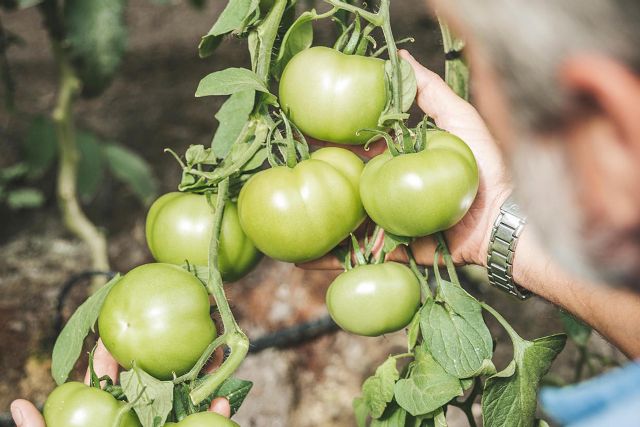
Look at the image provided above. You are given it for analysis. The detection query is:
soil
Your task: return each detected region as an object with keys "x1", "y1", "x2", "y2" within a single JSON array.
[{"x1": 0, "y1": 1, "x2": 626, "y2": 426}]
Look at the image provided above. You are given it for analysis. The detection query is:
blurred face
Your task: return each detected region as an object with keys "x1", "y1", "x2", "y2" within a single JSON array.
[{"x1": 432, "y1": 1, "x2": 640, "y2": 288}]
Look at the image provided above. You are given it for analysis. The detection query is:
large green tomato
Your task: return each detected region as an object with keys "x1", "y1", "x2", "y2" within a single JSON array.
[
  {"x1": 146, "y1": 193, "x2": 261, "y2": 282},
  {"x1": 237, "y1": 148, "x2": 365, "y2": 263},
  {"x1": 44, "y1": 382, "x2": 141, "y2": 427},
  {"x1": 326, "y1": 262, "x2": 421, "y2": 336},
  {"x1": 279, "y1": 46, "x2": 387, "y2": 145},
  {"x1": 165, "y1": 412, "x2": 240, "y2": 427},
  {"x1": 98, "y1": 263, "x2": 216, "y2": 380},
  {"x1": 360, "y1": 131, "x2": 479, "y2": 237}
]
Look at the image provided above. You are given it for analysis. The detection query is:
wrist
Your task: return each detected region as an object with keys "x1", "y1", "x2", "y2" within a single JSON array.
[{"x1": 475, "y1": 186, "x2": 512, "y2": 267}]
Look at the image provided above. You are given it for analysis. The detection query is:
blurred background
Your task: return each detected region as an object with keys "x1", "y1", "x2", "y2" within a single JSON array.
[{"x1": 0, "y1": 0, "x2": 626, "y2": 425}]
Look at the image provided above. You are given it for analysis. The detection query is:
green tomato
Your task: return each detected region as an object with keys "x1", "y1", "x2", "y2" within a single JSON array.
[
  {"x1": 279, "y1": 46, "x2": 387, "y2": 145},
  {"x1": 98, "y1": 263, "x2": 216, "y2": 380},
  {"x1": 146, "y1": 193, "x2": 261, "y2": 282},
  {"x1": 238, "y1": 148, "x2": 365, "y2": 263},
  {"x1": 165, "y1": 412, "x2": 239, "y2": 427},
  {"x1": 44, "y1": 382, "x2": 141, "y2": 427},
  {"x1": 360, "y1": 130, "x2": 479, "y2": 237},
  {"x1": 326, "y1": 262, "x2": 421, "y2": 336}
]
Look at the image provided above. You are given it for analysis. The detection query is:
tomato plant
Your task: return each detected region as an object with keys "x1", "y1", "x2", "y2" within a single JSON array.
[
  {"x1": 146, "y1": 192, "x2": 261, "y2": 282},
  {"x1": 237, "y1": 148, "x2": 365, "y2": 263},
  {"x1": 327, "y1": 262, "x2": 421, "y2": 336},
  {"x1": 360, "y1": 130, "x2": 479, "y2": 237},
  {"x1": 44, "y1": 382, "x2": 140, "y2": 427},
  {"x1": 279, "y1": 47, "x2": 387, "y2": 145},
  {"x1": 98, "y1": 263, "x2": 217, "y2": 380},
  {"x1": 166, "y1": 412, "x2": 240, "y2": 426}
]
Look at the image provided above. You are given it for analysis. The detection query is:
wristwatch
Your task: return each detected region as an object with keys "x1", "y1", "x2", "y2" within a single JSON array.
[{"x1": 487, "y1": 195, "x2": 532, "y2": 300}]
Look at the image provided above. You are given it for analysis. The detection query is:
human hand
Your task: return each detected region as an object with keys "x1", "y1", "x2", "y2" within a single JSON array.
[
  {"x1": 302, "y1": 50, "x2": 511, "y2": 270},
  {"x1": 10, "y1": 340, "x2": 231, "y2": 427}
]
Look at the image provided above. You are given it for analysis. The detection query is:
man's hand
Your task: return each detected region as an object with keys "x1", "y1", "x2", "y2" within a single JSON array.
[
  {"x1": 10, "y1": 340, "x2": 231, "y2": 427},
  {"x1": 302, "y1": 50, "x2": 511, "y2": 270}
]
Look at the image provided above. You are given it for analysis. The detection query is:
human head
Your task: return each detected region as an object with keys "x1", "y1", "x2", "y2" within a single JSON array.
[{"x1": 431, "y1": 0, "x2": 640, "y2": 287}]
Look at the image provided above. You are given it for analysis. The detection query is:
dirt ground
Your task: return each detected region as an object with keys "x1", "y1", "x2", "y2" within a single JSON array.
[{"x1": 0, "y1": 1, "x2": 626, "y2": 426}]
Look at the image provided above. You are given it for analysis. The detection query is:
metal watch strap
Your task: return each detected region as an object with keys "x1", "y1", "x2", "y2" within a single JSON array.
[{"x1": 487, "y1": 195, "x2": 532, "y2": 300}]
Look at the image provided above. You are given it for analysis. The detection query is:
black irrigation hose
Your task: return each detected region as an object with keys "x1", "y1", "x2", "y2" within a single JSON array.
[{"x1": 0, "y1": 272, "x2": 339, "y2": 427}]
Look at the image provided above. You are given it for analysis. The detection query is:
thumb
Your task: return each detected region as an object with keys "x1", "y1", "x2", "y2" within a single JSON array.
[
  {"x1": 399, "y1": 50, "x2": 473, "y2": 127},
  {"x1": 11, "y1": 400, "x2": 46, "y2": 427}
]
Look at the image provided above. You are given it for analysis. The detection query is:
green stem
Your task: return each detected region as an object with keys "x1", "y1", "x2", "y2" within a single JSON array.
[
  {"x1": 481, "y1": 302, "x2": 523, "y2": 346},
  {"x1": 436, "y1": 233, "x2": 460, "y2": 285},
  {"x1": 406, "y1": 246, "x2": 431, "y2": 298},
  {"x1": 51, "y1": 39, "x2": 110, "y2": 291},
  {"x1": 255, "y1": 0, "x2": 287, "y2": 82},
  {"x1": 378, "y1": 0, "x2": 403, "y2": 117},
  {"x1": 364, "y1": 225, "x2": 382, "y2": 260},
  {"x1": 573, "y1": 345, "x2": 588, "y2": 383},
  {"x1": 189, "y1": 178, "x2": 249, "y2": 405},
  {"x1": 437, "y1": 16, "x2": 470, "y2": 101},
  {"x1": 322, "y1": 0, "x2": 381, "y2": 25}
]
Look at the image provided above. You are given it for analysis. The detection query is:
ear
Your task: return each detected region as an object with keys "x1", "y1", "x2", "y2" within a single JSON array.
[{"x1": 560, "y1": 55, "x2": 640, "y2": 154}]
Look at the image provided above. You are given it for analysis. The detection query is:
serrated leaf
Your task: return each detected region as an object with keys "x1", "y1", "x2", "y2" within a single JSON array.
[
  {"x1": 64, "y1": 0, "x2": 127, "y2": 97},
  {"x1": 104, "y1": 143, "x2": 158, "y2": 206},
  {"x1": 76, "y1": 130, "x2": 105, "y2": 201},
  {"x1": 198, "y1": 0, "x2": 259, "y2": 57},
  {"x1": 6, "y1": 188, "x2": 44, "y2": 209},
  {"x1": 51, "y1": 275, "x2": 120, "y2": 385},
  {"x1": 421, "y1": 279, "x2": 493, "y2": 378},
  {"x1": 121, "y1": 365, "x2": 174, "y2": 427},
  {"x1": 212, "y1": 90, "x2": 255, "y2": 158},
  {"x1": 558, "y1": 311, "x2": 591, "y2": 347},
  {"x1": 213, "y1": 377, "x2": 253, "y2": 416},
  {"x1": 370, "y1": 403, "x2": 407, "y2": 427},
  {"x1": 362, "y1": 357, "x2": 400, "y2": 419},
  {"x1": 196, "y1": 68, "x2": 270, "y2": 97},
  {"x1": 24, "y1": 116, "x2": 56, "y2": 178},
  {"x1": 482, "y1": 334, "x2": 567, "y2": 427},
  {"x1": 394, "y1": 346, "x2": 462, "y2": 416},
  {"x1": 273, "y1": 10, "x2": 315, "y2": 77}
]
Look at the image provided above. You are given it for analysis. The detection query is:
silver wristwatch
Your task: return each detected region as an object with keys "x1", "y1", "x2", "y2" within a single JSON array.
[{"x1": 487, "y1": 195, "x2": 532, "y2": 300}]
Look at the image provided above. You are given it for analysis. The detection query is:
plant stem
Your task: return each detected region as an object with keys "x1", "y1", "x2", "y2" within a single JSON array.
[
  {"x1": 436, "y1": 233, "x2": 460, "y2": 285},
  {"x1": 437, "y1": 17, "x2": 469, "y2": 101},
  {"x1": 378, "y1": 0, "x2": 402, "y2": 117},
  {"x1": 51, "y1": 39, "x2": 110, "y2": 290},
  {"x1": 480, "y1": 302, "x2": 523, "y2": 346},
  {"x1": 255, "y1": 0, "x2": 287, "y2": 82},
  {"x1": 189, "y1": 178, "x2": 249, "y2": 405},
  {"x1": 323, "y1": 0, "x2": 381, "y2": 25},
  {"x1": 406, "y1": 246, "x2": 431, "y2": 298}
]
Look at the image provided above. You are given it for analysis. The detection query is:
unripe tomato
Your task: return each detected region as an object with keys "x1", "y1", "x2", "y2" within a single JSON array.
[
  {"x1": 165, "y1": 412, "x2": 239, "y2": 427},
  {"x1": 237, "y1": 148, "x2": 365, "y2": 263},
  {"x1": 360, "y1": 131, "x2": 479, "y2": 237},
  {"x1": 279, "y1": 46, "x2": 387, "y2": 145},
  {"x1": 98, "y1": 263, "x2": 216, "y2": 380},
  {"x1": 326, "y1": 262, "x2": 421, "y2": 336},
  {"x1": 146, "y1": 193, "x2": 261, "y2": 282},
  {"x1": 43, "y1": 382, "x2": 141, "y2": 427}
]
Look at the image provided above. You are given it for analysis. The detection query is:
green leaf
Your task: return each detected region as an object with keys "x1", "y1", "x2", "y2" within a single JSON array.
[
  {"x1": 196, "y1": 68, "x2": 270, "y2": 98},
  {"x1": 6, "y1": 188, "x2": 44, "y2": 209},
  {"x1": 433, "y1": 408, "x2": 447, "y2": 427},
  {"x1": 120, "y1": 365, "x2": 174, "y2": 427},
  {"x1": 273, "y1": 10, "x2": 315, "y2": 77},
  {"x1": 370, "y1": 403, "x2": 407, "y2": 427},
  {"x1": 76, "y1": 130, "x2": 105, "y2": 201},
  {"x1": 213, "y1": 377, "x2": 253, "y2": 416},
  {"x1": 104, "y1": 143, "x2": 158, "y2": 206},
  {"x1": 212, "y1": 90, "x2": 255, "y2": 158},
  {"x1": 64, "y1": 0, "x2": 127, "y2": 97},
  {"x1": 185, "y1": 145, "x2": 218, "y2": 166},
  {"x1": 537, "y1": 420, "x2": 550, "y2": 427},
  {"x1": 353, "y1": 397, "x2": 369, "y2": 427},
  {"x1": 558, "y1": 310, "x2": 591, "y2": 347},
  {"x1": 382, "y1": 232, "x2": 412, "y2": 254},
  {"x1": 362, "y1": 357, "x2": 400, "y2": 419},
  {"x1": 482, "y1": 334, "x2": 567, "y2": 427},
  {"x1": 51, "y1": 275, "x2": 120, "y2": 385},
  {"x1": 24, "y1": 116, "x2": 56, "y2": 178},
  {"x1": 407, "y1": 310, "x2": 421, "y2": 351},
  {"x1": 394, "y1": 346, "x2": 462, "y2": 417},
  {"x1": 198, "y1": 0, "x2": 260, "y2": 58},
  {"x1": 420, "y1": 279, "x2": 493, "y2": 378},
  {"x1": 399, "y1": 58, "x2": 417, "y2": 112}
]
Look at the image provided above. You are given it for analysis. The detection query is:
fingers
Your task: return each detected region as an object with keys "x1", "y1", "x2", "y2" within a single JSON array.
[
  {"x1": 11, "y1": 400, "x2": 45, "y2": 427},
  {"x1": 399, "y1": 50, "x2": 476, "y2": 129},
  {"x1": 209, "y1": 397, "x2": 232, "y2": 418},
  {"x1": 84, "y1": 339, "x2": 119, "y2": 385}
]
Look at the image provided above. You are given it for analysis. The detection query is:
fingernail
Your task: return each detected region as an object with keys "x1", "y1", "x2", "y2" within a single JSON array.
[{"x1": 10, "y1": 403, "x2": 23, "y2": 426}]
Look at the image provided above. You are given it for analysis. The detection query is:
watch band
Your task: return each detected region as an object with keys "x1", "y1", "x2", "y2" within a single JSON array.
[{"x1": 487, "y1": 195, "x2": 532, "y2": 300}]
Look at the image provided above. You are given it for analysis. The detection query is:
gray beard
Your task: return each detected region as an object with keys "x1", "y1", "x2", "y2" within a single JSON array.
[{"x1": 510, "y1": 135, "x2": 639, "y2": 289}]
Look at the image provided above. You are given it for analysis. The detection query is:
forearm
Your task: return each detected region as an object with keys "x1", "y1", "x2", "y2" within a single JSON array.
[{"x1": 513, "y1": 228, "x2": 640, "y2": 359}]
